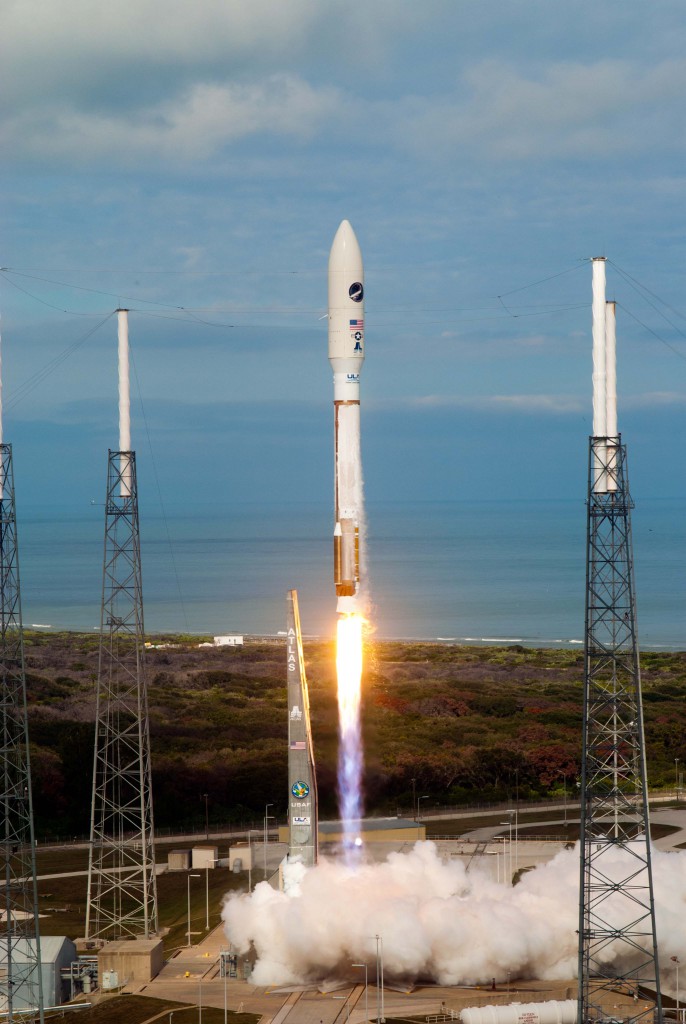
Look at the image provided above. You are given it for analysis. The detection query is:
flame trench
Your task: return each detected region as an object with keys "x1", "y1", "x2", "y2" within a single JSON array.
[{"x1": 336, "y1": 612, "x2": 364, "y2": 860}]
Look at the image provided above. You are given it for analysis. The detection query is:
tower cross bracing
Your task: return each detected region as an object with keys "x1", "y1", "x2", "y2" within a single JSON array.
[
  {"x1": 0, "y1": 443, "x2": 44, "y2": 1021},
  {"x1": 86, "y1": 450, "x2": 157, "y2": 941},
  {"x1": 578, "y1": 436, "x2": 662, "y2": 1024}
]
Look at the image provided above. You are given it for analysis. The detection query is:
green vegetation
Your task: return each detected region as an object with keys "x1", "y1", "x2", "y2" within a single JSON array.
[
  {"x1": 56, "y1": 995, "x2": 258, "y2": 1024},
  {"x1": 21, "y1": 632, "x2": 686, "y2": 838},
  {"x1": 38, "y1": 862, "x2": 246, "y2": 955}
]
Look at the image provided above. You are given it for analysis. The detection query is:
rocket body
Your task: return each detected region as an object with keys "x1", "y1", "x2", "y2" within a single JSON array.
[{"x1": 328, "y1": 220, "x2": 365, "y2": 613}]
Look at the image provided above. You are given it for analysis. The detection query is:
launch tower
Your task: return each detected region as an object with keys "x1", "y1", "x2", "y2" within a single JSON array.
[
  {"x1": 578, "y1": 260, "x2": 662, "y2": 1024},
  {"x1": 86, "y1": 310, "x2": 158, "y2": 941},
  {"x1": 0, "y1": 441, "x2": 44, "y2": 1021},
  {"x1": 286, "y1": 590, "x2": 318, "y2": 867}
]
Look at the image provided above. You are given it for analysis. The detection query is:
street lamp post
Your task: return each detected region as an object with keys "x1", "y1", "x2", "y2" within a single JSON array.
[
  {"x1": 411, "y1": 778, "x2": 416, "y2": 820},
  {"x1": 187, "y1": 872, "x2": 201, "y2": 947},
  {"x1": 672, "y1": 957, "x2": 680, "y2": 1019},
  {"x1": 509, "y1": 807, "x2": 518, "y2": 876},
  {"x1": 222, "y1": 952, "x2": 228, "y2": 1024},
  {"x1": 375, "y1": 934, "x2": 385, "y2": 1024},
  {"x1": 500, "y1": 820, "x2": 512, "y2": 883},
  {"x1": 557, "y1": 771, "x2": 568, "y2": 825},
  {"x1": 333, "y1": 995, "x2": 350, "y2": 1022},
  {"x1": 205, "y1": 864, "x2": 210, "y2": 930},
  {"x1": 264, "y1": 803, "x2": 274, "y2": 880},
  {"x1": 198, "y1": 973, "x2": 203, "y2": 1024},
  {"x1": 202, "y1": 792, "x2": 209, "y2": 838},
  {"x1": 676, "y1": 759, "x2": 680, "y2": 803},
  {"x1": 247, "y1": 829, "x2": 260, "y2": 893},
  {"x1": 352, "y1": 963, "x2": 369, "y2": 1023},
  {"x1": 418, "y1": 795, "x2": 429, "y2": 820}
]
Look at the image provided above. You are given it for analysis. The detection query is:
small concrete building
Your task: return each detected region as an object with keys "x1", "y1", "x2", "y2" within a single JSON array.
[
  {"x1": 0, "y1": 936, "x2": 76, "y2": 1010},
  {"x1": 214, "y1": 635, "x2": 243, "y2": 646},
  {"x1": 229, "y1": 842, "x2": 254, "y2": 871},
  {"x1": 98, "y1": 938, "x2": 164, "y2": 986},
  {"x1": 168, "y1": 849, "x2": 192, "y2": 871},
  {"x1": 192, "y1": 845, "x2": 219, "y2": 869}
]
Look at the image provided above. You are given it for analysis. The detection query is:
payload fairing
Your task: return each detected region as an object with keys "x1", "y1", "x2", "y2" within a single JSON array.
[{"x1": 328, "y1": 220, "x2": 365, "y2": 614}]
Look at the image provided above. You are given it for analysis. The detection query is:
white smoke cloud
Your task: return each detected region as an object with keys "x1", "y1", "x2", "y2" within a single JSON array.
[{"x1": 222, "y1": 842, "x2": 686, "y2": 989}]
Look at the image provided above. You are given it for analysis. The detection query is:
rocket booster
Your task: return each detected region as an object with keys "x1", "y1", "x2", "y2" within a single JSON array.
[{"x1": 328, "y1": 220, "x2": 365, "y2": 612}]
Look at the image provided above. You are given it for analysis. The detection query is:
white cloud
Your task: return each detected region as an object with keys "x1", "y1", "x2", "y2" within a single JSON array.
[
  {"x1": 399, "y1": 391, "x2": 686, "y2": 415},
  {"x1": 1, "y1": 0, "x2": 322, "y2": 96},
  {"x1": 623, "y1": 390, "x2": 686, "y2": 409},
  {"x1": 383, "y1": 58, "x2": 686, "y2": 161},
  {"x1": 404, "y1": 394, "x2": 585, "y2": 415},
  {"x1": 1, "y1": 75, "x2": 342, "y2": 164},
  {"x1": 4, "y1": 3, "x2": 686, "y2": 171}
]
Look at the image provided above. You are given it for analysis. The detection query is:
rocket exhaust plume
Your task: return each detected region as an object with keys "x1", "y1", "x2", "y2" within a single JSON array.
[
  {"x1": 328, "y1": 220, "x2": 367, "y2": 858},
  {"x1": 336, "y1": 613, "x2": 364, "y2": 854},
  {"x1": 222, "y1": 842, "x2": 686, "y2": 988}
]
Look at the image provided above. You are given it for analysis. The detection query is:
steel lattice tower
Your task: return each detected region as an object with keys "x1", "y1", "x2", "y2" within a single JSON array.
[
  {"x1": 578, "y1": 434, "x2": 662, "y2": 1024},
  {"x1": 86, "y1": 313, "x2": 158, "y2": 942},
  {"x1": 86, "y1": 449, "x2": 157, "y2": 940},
  {"x1": 0, "y1": 443, "x2": 44, "y2": 1021}
]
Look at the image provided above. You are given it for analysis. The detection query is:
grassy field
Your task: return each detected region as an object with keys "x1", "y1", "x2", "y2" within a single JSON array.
[
  {"x1": 38, "y1": 865, "x2": 247, "y2": 954},
  {"x1": 56, "y1": 995, "x2": 258, "y2": 1024}
]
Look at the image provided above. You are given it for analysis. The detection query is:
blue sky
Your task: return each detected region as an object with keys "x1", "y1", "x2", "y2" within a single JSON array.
[{"x1": 1, "y1": 1, "x2": 685, "y2": 510}]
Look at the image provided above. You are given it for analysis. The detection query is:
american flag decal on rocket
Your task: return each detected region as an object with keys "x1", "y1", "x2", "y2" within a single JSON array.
[{"x1": 349, "y1": 319, "x2": 364, "y2": 331}]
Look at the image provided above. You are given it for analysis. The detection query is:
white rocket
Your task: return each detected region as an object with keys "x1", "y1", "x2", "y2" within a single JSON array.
[{"x1": 328, "y1": 220, "x2": 365, "y2": 614}]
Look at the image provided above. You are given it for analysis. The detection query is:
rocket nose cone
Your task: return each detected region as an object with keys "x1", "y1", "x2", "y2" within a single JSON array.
[{"x1": 329, "y1": 219, "x2": 362, "y2": 272}]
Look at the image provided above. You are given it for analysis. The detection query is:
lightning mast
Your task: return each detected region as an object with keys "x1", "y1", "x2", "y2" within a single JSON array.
[
  {"x1": 0, "y1": 330, "x2": 44, "y2": 1020},
  {"x1": 86, "y1": 310, "x2": 158, "y2": 941},
  {"x1": 578, "y1": 259, "x2": 662, "y2": 1024}
]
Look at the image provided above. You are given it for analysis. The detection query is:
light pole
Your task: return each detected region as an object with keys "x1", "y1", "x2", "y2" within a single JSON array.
[
  {"x1": 247, "y1": 829, "x2": 260, "y2": 893},
  {"x1": 264, "y1": 803, "x2": 273, "y2": 880},
  {"x1": 676, "y1": 759, "x2": 680, "y2": 803},
  {"x1": 333, "y1": 995, "x2": 351, "y2": 1022},
  {"x1": 205, "y1": 863, "x2": 210, "y2": 930},
  {"x1": 411, "y1": 778, "x2": 416, "y2": 820},
  {"x1": 352, "y1": 963, "x2": 369, "y2": 1023},
  {"x1": 198, "y1": 972, "x2": 203, "y2": 1024},
  {"x1": 223, "y1": 952, "x2": 228, "y2": 1024},
  {"x1": 672, "y1": 956, "x2": 680, "y2": 1018},
  {"x1": 187, "y1": 872, "x2": 201, "y2": 946},
  {"x1": 509, "y1": 808, "x2": 518, "y2": 876},
  {"x1": 375, "y1": 934, "x2": 385, "y2": 1024},
  {"x1": 418, "y1": 795, "x2": 429, "y2": 820},
  {"x1": 500, "y1": 821, "x2": 512, "y2": 883},
  {"x1": 558, "y1": 771, "x2": 568, "y2": 825},
  {"x1": 202, "y1": 792, "x2": 209, "y2": 838}
]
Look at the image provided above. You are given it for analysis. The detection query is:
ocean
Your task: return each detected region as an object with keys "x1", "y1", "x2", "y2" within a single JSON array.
[{"x1": 14, "y1": 497, "x2": 686, "y2": 650}]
